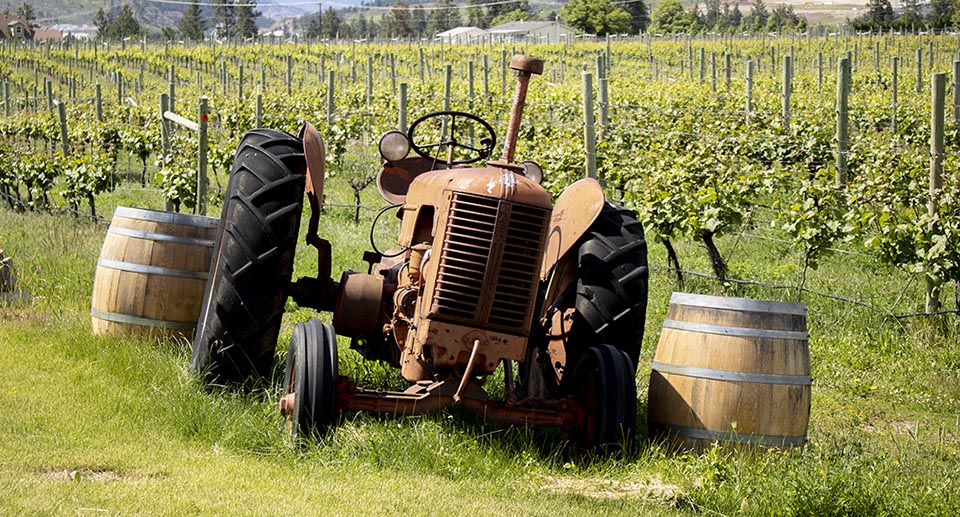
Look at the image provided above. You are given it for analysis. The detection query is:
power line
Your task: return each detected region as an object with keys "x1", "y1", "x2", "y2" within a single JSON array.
[{"x1": 138, "y1": 0, "x2": 563, "y2": 11}]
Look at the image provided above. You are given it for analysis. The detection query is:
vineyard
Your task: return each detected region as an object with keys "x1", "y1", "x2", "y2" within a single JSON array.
[
  {"x1": 2, "y1": 33, "x2": 960, "y2": 312},
  {"x1": 1, "y1": 33, "x2": 959, "y2": 514}
]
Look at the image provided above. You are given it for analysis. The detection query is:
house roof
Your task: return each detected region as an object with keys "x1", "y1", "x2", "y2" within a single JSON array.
[
  {"x1": 487, "y1": 21, "x2": 572, "y2": 34},
  {"x1": 0, "y1": 15, "x2": 35, "y2": 39},
  {"x1": 437, "y1": 26, "x2": 484, "y2": 37},
  {"x1": 33, "y1": 28, "x2": 62, "y2": 40}
]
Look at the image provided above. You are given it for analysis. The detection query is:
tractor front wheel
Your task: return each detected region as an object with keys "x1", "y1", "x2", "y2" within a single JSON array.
[{"x1": 281, "y1": 319, "x2": 339, "y2": 439}]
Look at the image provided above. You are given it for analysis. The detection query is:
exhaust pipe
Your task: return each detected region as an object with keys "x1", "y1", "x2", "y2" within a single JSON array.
[{"x1": 500, "y1": 55, "x2": 543, "y2": 164}]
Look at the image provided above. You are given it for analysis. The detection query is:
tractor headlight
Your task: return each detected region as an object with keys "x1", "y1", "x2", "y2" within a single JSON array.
[
  {"x1": 379, "y1": 130, "x2": 410, "y2": 162},
  {"x1": 519, "y1": 160, "x2": 543, "y2": 184}
]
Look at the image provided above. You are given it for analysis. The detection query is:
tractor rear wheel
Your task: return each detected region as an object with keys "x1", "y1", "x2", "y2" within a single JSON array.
[
  {"x1": 282, "y1": 319, "x2": 339, "y2": 439},
  {"x1": 569, "y1": 344, "x2": 636, "y2": 451},
  {"x1": 569, "y1": 203, "x2": 648, "y2": 371},
  {"x1": 191, "y1": 129, "x2": 306, "y2": 385}
]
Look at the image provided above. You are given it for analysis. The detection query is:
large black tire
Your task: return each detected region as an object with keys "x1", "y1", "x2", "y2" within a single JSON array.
[
  {"x1": 191, "y1": 129, "x2": 306, "y2": 385},
  {"x1": 282, "y1": 319, "x2": 339, "y2": 439},
  {"x1": 569, "y1": 202, "x2": 648, "y2": 371},
  {"x1": 569, "y1": 344, "x2": 637, "y2": 451}
]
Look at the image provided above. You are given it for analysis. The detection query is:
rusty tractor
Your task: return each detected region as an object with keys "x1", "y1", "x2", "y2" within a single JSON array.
[{"x1": 191, "y1": 55, "x2": 648, "y2": 450}]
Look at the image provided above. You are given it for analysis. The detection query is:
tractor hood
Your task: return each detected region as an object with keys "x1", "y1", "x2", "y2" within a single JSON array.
[{"x1": 403, "y1": 166, "x2": 553, "y2": 211}]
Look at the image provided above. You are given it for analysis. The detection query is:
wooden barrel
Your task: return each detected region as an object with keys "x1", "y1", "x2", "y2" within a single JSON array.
[
  {"x1": 91, "y1": 206, "x2": 218, "y2": 338},
  {"x1": 647, "y1": 292, "x2": 811, "y2": 449}
]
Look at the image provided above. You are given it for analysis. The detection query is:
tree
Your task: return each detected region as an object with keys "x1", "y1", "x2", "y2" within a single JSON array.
[
  {"x1": 16, "y1": 2, "x2": 36, "y2": 26},
  {"x1": 704, "y1": 0, "x2": 721, "y2": 29},
  {"x1": 650, "y1": 0, "x2": 698, "y2": 33},
  {"x1": 725, "y1": 3, "x2": 743, "y2": 30},
  {"x1": 112, "y1": 4, "x2": 141, "y2": 39},
  {"x1": 161, "y1": 26, "x2": 178, "y2": 41},
  {"x1": 320, "y1": 7, "x2": 340, "y2": 39},
  {"x1": 426, "y1": 0, "x2": 461, "y2": 37},
  {"x1": 851, "y1": 0, "x2": 893, "y2": 30},
  {"x1": 179, "y1": 0, "x2": 206, "y2": 42},
  {"x1": 927, "y1": 0, "x2": 954, "y2": 29},
  {"x1": 624, "y1": 0, "x2": 651, "y2": 34},
  {"x1": 410, "y1": 6, "x2": 427, "y2": 36},
  {"x1": 235, "y1": 0, "x2": 261, "y2": 40},
  {"x1": 466, "y1": 0, "x2": 487, "y2": 28},
  {"x1": 386, "y1": 2, "x2": 413, "y2": 38},
  {"x1": 562, "y1": 0, "x2": 631, "y2": 36},
  {"x1": 766, "y1": 4, "x2": 804, "y2": 32},
  {"x1": 900, "y1": 0, "x2": 923, "y2": 28},
  {"x1": 211, "y1": 0, "x2": 235, "y2": 39},
  {"x1": 348, "y1": 13, "x2": 370, "y2": 39},
  {"x1": 93, "y1": 8, "x2": 110, "y2": 38},
  {"x1": 748, "y1": 0, "x2": 769, "y2": 30}
]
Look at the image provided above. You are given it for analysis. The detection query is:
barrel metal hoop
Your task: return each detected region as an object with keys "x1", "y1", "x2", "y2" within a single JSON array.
[
  {"x1": 662, "y1": 319, "x2": 810, "y2": 340},
  {"x1": 651, "y1": 423, "x2": 807, "y2": 447},
  {"x1": 108, "y1": 226, "x2": 215, "y2": 247},
  {"x1": 91, "y1": 308, "x2": 196, "y2": 331},
  {"x1": 97, "y1": 258, "x2": 209, "y2": 280},
  {"x1": 113, "y1": 206, "x2": 219, "y2": 229},
  {"x1": 652, "y1": 361, "x2": 812, "y2": 385},
  {"x1": 669, "y1": 292, "x2": 807, "y2": 316}
]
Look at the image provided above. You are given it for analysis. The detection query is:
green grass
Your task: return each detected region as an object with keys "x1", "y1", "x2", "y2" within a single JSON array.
[{"x1": 1, "y1": 174, "x2": 959, "y2": 514}]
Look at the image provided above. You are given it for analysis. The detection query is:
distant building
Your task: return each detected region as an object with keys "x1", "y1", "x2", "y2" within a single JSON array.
[
  {"x1": 436, "y1": 26, "x2": 486, "y2": 44},
  {"x1": 1, "y1": 15, "x2": 65, "y2": 41},
  {"x1": 486, "y1": 21, "x2": 575, "y2": 44},
  {"x1": 50, "y1": 24, "x2": 99, "y2": 40},
  {"x1": 1, "y1": 15, "x2": 33, "y2": 40}
]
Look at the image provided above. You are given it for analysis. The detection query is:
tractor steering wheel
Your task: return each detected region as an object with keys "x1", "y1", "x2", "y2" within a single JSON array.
[{"x1": 407, "y1": 111, "x2": 496, "y2": 166}]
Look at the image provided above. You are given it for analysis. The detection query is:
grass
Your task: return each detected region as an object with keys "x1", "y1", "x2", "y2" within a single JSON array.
[{"x1": 1, "y1": 170, "x2": 959, "y2": 514}]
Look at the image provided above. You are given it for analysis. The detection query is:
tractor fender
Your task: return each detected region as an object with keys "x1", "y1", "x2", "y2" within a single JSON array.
[
  {"x1": 299, "y1": 122, "x2": 326, "y2": 204},
  {"x1": 540, "y1": 178, "x2": 605, "y2": 281}
]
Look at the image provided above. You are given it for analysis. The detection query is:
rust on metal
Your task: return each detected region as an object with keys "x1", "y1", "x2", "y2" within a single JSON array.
[
  {"x1": 279, "y1": 393, "x2": 295, "y2": 417},
  {"x1": 501, "y1": 55, "x2": 543, "y2": 163},
  {"x1": 540, "y1": 178, "x2": 605, "y2": 281}
]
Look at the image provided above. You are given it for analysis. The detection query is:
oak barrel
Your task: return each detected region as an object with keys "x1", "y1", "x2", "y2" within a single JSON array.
[
  {"x1": 647, "y1": 292, "x2": 811, "y2": 449},
  {"x1": 91, "y1": 206, "x2": 218, "y2": 337}
]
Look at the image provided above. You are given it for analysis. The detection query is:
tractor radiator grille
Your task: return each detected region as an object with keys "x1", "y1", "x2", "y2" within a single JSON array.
[{"x1": 431, "y1": 192, "x2": 549, "y2": 333}]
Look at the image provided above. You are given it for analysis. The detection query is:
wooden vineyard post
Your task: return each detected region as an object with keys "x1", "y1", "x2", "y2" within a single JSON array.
[
  {"x1": 817, "y1": 51, "x2": 823, "y2": 91},
  {"x1": 711, "y1": 52, "x2": 717, "y2": 92},
  {"x1": 399, "y1": 82, "x2": 408, "y2": 133},
  {"x1": 255, "y1": 93, "x2": 262, "y2": 128},
  {"x1": 599, "y1": 76, "x2": 609, "y2": 133},
  {"x1": 286, "y1": 55, "x2": 293, "y2": 97},
  {"x1": 366, "y1": 55, "x2": 374, "y2": 109},
  {"x1": 169, "y1": 65, "x2": 175, "y2": 114},
  {"x1": 197, "y1": 97, "x2": 209, "y2": 216},
  {"x1": 916, "y1": 48, "x2": 923, "y2": 94},
  {"x1": 725, "y1": 52, "x2": 731, "y2": 91},
  {"x1": 836, "y1": 56, "x2": 851, "y2": 186},
  {"x1": 582, "y1": 72, "x2": 597, "y2": 181},
  {"x1": 782, "y1": 55, "x2": 792, "y2": 133},
  {"x1": 326, "y1": 70, "x2": 335, "y2": 127},
  {"x1": 238, "y1": 63, "x2": 244, "y2": 103},
  {"x1": 953, "y1": 60, "x2": 960, "y2": 125},
  {"x1": 699, "y1": 47, "x2": 705, "y2": 84},
  {"x1": 483, "y1": 54, "x2": 489, "y2": 98},
  {"x1": 160, "y1": 93, "x2": 172, "y2": 211},
  {"x1": 55, "y1": 99, "x2": 69, "y2": 158},
  {"x1": 892, "y1": 56, "x2": 899, "y2": 133},
  {"x1": 3, "y1": 80, "x2": 8, "y2": 117},
  {"x1": 746, "y1": 59, "x2": 754, "y2": 126},
  {"x1": 927, "y1": 73, "x2": 946, "y2": 314}
]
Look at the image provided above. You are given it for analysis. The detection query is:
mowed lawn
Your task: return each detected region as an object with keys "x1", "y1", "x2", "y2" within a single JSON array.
[{"x1": 1, "y1": 181, "x2": 959, "y2": 514}]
